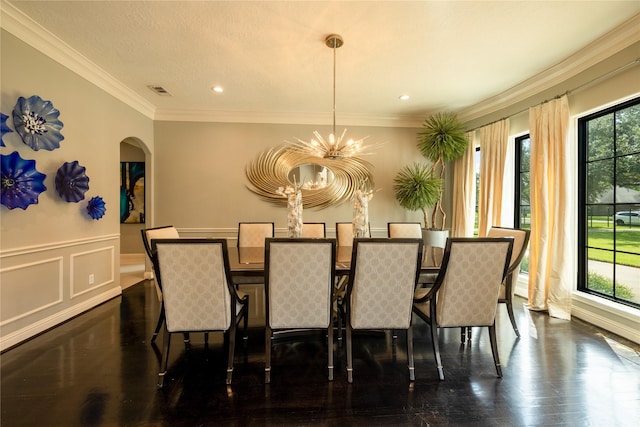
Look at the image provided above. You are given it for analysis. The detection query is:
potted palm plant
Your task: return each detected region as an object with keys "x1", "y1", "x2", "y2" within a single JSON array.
[{"x1": 394, "y1": 112, "x2": 468, "y2": 246}]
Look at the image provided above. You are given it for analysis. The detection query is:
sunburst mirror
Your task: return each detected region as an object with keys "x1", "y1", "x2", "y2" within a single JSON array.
[{"x1": 245, "y1": 143, "x2": 375, "y2": 209}]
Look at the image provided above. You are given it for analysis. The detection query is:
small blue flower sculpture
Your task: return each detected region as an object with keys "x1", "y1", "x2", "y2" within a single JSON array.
[
  {"x1": 13, "y1": 95, "x2": 64, "y2": 151},
  {"x1": 87, "y1": 196, "x2": 106, "y2": 220},
  {"x1": 55, "y1": 161, "x2": 90, "y2": 202},
  {"x1": 0, "y1": 112, "x2": 12, "y2": 147},
  {"x1": 1, "y1": 151, "x2": 47, "y2": 210}
]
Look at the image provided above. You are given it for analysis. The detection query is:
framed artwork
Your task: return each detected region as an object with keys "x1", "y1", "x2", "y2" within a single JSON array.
[{"x1": 120, "y1": 162, "x2": 145, "y2": 223}]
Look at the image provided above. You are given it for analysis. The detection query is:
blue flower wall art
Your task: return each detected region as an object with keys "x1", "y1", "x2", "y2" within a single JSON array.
[
  {"x1": 55, "y1": 161, "x2": 90, "y2": 202},
  {"x1": 1, "y1": 151, "x2": 47, "y2": 210},
  {"x1": 0, "y1": 112, "x2": 12, "y2": 147},
  {"x1": 13, "y1": 95, "x2": 64, "y2": 151},
  {"x1": 86, "y1": 196, "x2": 106, "y2": 220}
]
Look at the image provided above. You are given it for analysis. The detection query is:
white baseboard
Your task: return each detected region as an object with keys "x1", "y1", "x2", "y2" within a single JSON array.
[{"x1": 515, "y1": 275, "x2": 640, "y2": 344}]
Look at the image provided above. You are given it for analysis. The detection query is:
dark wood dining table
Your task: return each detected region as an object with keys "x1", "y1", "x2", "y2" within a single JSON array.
[{"x1": 227, "y1": 246, "x2": 439, "y2": 278}]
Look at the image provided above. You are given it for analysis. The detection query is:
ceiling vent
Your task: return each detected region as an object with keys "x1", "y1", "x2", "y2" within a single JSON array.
[{"x1": 147, "y1": 85, "x2": 172, "y2": 96}]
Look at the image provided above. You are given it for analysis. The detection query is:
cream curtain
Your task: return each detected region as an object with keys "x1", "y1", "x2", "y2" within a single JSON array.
[
  {"x1": 528, "y1": 95, "x2": 574, "y2": 320},
  {"x1": 477, "y1": 119, "x2": 510, "y2": 237},
  {"x1": 451, "y1": 132, "x2": 476, "y2": 237}
]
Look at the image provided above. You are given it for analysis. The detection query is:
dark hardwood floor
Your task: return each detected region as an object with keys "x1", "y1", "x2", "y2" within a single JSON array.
[{"x1": 2, "y1": 280, "x2": 639, "y2": 426}]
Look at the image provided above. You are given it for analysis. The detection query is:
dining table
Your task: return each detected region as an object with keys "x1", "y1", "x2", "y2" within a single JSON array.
[{"x1": 227, "y1": 245, "x2": 440, "y2": 278}]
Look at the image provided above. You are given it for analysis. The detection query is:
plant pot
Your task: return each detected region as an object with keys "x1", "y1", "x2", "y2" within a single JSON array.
[
  {"x1": 422, "y1": 229, "x2": 449, "y2": 248},
  {"x1": 422, "y1": 229, "x2": 449, "y2": 267}
]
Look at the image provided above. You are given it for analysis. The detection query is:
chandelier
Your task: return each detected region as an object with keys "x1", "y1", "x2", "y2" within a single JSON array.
[{"x1": 291, "y1": 34, "x2": 368, "y2": 160}]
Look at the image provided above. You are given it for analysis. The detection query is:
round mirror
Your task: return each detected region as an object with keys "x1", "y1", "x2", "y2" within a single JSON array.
[
  {"x1": 246, "y1": 143, "x2": 374, "y2": 209},
  {"x1": 288, "y1": 164, "x2": 335, "y2": 190}
]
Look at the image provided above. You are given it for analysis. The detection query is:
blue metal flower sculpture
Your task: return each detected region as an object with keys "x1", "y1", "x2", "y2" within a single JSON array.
[
  {"x1": 55, "y1": 161, "x2": 90, "y2": 202},
  {"x1": 13, "y1": 95, "x2": 64, "y2": 151},
  {"x1": 0, "y1": 112, "x2": 12, "y2": 147},
  {"x1": 1, "y1": 151, "x2": 47, "y2": 210},
  {"x1": 86, "y1": 196, "x2": 106, "y2": 220}
]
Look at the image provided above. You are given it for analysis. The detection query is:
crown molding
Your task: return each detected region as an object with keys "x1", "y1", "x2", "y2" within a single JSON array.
[
  {"x1": 458, "y1": 13, "x2": 640, "y2": 123},
  {"x1": 154, "y1": 108, "x2": 423, "y2": 128},
  {"x1": 0, "y1": 0, "x2": 156, "y2": 119}
]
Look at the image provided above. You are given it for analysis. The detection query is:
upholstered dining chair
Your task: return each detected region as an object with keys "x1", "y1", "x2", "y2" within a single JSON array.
[
  {"x1": 141, "y1": 225, "x2": 180, "y2": 343},
  {"x1": 264, "y1": 238, "x2": 336, "y2": 383},
  {"x1": 487, "y1": 226, "x2": 531, "y2": 337},
  {"x1": 237, "y1": 222, "x2": 274, "y2": 247},
  {"x1": 235, "y1": 222, "x2": 274, "y2": 286},
  {"x1": 345, "y1": 238, "x2": 424, "y2": 382},
  {"x1": 152, "y1": 238, "x2": 249, "y2": 387},
  {"x1": 413, "y1": 237, "x2": 513, "y2": 380},
  {"x1": 334, "y1": 222, "x2": 365, "y2": 341},
  {"x1": 335, "y1": 222, "x2": 371, "y2": 247},
  {"x1": 335, "y1": 222, "x2": 354, "y2": 247},
  {"x1": 387, "y1": 222, "x2": 422, "y2": 238},
  {"x1": 301, "y1": 222, "x2": 326, "y2": 238}
]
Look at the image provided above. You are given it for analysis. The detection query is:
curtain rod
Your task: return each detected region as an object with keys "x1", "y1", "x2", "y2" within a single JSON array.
[{"x1": 465, "y1": 57, "x2": 640, "y2": 133}]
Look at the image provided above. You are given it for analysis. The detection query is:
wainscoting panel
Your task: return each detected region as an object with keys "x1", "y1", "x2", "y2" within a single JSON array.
[
  {"x1": 0, "y1": 257, "x2": 64, "y2": 325},
  {"x1": 0, "y1": 234, "x2": 121, "y2": 352},
  {"x1": 70, "y1": 246, "x2": 115, "y2": 298}
]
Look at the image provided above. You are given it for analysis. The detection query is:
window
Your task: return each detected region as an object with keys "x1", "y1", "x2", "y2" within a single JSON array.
[
  {"x1": 578, "y1": 97, "x2": 640, "y2": 308},
  {"x1": 514, "y1": 134, "x2": 531, "y2": 273}
]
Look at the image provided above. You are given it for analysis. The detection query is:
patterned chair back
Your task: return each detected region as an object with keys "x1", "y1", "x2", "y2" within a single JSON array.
[
  {"x1": 238, "y1": 222, "x2": 274, "y2": 247},
  {"x1": 434, "y1": 238, "x2": 513, "y2": 327},
  {"x1": 153, "y1": 239, "x2": 233, "y2": 332},
  {"x1": 265, "y1": 238, "x2": 336, "y2": 329},
  {"x1": 387, "y1": 222, "x2": 422, "y2": 238},
  {"x1": 347, "y1": 238, "x2": 423, "y2": 330}
]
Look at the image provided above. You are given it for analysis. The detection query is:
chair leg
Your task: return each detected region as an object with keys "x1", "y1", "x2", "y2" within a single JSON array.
[
  {"x1": 346, "y1": 323, "x2": 354, "y2": 383},
  {"x1": 505, "y1": 299, "x2": 521, "y2": 338},
  {"x1": 243, "y1": 301, "x2": 249, "y2": 340},
  {"x1": 488, "y1": 324, "x2": 502, "y2": 378},
  {"x1": 157, "y1": 328, "x2": 172, "y2": 389},
  {"x1": 430, "y1": 321, "x2": 444, "y2": 381},
  {"x1": 460, "y1": 327, "x2": 466, "y2": 344},
  {"x1": 328, "y1": 319, "x2": 334, "y2": 381},
  {"x1": 151, "y1": 304, "x2": 165, "y2": 343},
  {"x1": 335, "y1": 297, "x2": 345, "y2": 344},
  {"x1": 226, "y1": 323, "x2": 237, "y2": 385},
  {"x1": 407, "y1": 326, "x2": 415, "y2": 381},
  {"x1": 265, "y1": 325, "x2": 272, "y2": 384}
]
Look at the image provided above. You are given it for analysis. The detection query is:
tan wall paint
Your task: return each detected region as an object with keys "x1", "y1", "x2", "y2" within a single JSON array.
[{"x1": 153, "y1": 122, "x2": 426, "y2": 236}]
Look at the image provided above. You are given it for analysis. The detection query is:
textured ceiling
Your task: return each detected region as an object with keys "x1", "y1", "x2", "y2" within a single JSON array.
[{"x1": 4, "y1": 1, "x2": 640, "y2": 125}]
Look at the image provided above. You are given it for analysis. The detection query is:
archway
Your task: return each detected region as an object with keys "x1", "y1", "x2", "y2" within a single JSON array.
[{"x1": 119, "y1": 137, "x2": 152, "y2": 288}]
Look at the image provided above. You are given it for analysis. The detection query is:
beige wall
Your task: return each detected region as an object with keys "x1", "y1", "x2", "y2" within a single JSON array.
[
  {"x1": 152, "y1": 121, "x2": 426, "y2": 237},
  {"x1": 0, "y1": 30, "x2": 154, "y2": 350}
]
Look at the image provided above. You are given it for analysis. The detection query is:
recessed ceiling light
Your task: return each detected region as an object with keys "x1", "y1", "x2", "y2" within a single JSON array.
[
  {"x1": 212, "y1": 86, "x2": 224, "y2": 93},
  {"x1": 399, "y1": 95, "x2": 410, "y2": 101}
]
